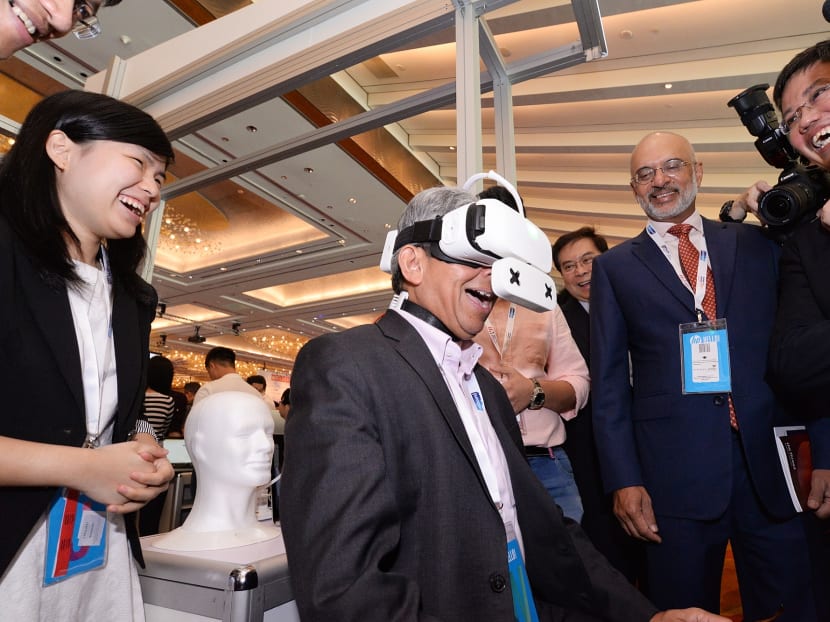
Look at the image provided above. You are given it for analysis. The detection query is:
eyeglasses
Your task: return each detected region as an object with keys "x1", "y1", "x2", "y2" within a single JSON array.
[
  {"x1": 631, "y1": 159, "x2": 692, "y2": 185},
  {"x1": 560, "y1": 253, "x2": 597, "y2": 274},
  {"x1": 72, "y1": 2, "x2": 101, "y2": 40},
  {"x1": 782, "y1": 82, "x2": 830, "y2": 135}
]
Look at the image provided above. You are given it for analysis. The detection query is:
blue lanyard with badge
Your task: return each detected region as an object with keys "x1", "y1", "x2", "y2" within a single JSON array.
[
  {"x1": 456, "y1": 371, "x2": 539, "y2": 622},
  {"x1": 648, "y1": 224, "x2": 732, "y2": 394},
  {"x1": 44, "y1": 247, "x2": 113, "y2": 585}
]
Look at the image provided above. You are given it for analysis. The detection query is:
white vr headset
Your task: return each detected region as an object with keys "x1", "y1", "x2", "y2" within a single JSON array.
[{"x1": 379, "y1": 172, "x2": 556, "y2": 312}]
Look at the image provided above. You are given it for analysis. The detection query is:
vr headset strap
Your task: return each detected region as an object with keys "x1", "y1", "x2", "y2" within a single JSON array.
[{"x1": 392, "y1": 218, "x2": 443, "y2": 252}]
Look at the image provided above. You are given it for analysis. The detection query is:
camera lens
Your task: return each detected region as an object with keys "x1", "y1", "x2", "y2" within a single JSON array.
[{"x1": 759, "y1": 186, "x2": 810, "y2": 226}]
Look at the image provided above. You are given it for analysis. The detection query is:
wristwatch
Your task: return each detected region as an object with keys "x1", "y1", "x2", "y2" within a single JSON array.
[
  {"x1": 528, "y1": 378, "x2": 545, "y2": 410},
  {"x1": 719, "y1": 199, "x2": 747, "y2": 223}
]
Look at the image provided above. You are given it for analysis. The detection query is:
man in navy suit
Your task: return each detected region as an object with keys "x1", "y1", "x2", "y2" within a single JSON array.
[
  {"x1": 281, "y1": 185, "x2": 728, "y2": 622},
  {"x1": 590, "y1": 131, "x2": 817, "y2": 620}
]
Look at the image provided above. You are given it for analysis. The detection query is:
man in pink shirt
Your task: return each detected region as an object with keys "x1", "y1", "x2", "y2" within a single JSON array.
[{"x1": 474, "y1": 187, "x2": 589, "y2": 521}]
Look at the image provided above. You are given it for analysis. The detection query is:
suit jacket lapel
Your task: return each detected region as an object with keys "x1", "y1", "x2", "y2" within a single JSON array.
[
  {"x1": 702, "y1": 218, "x2": 737, "y2": 317},
  {"x1": 111, "y1": 282, "x2": 142, "y2": 440},
  {"x1": 631, "y1": 220, "x2": 736, "y2": 319},
  {"x1": 16, "y1": 246, "x2": 85, "y2": 417},
  {"x1": 376, "y1": 311, "x2": 495, "y2": 497},
  {"x1": 631, "y1": 229, "x2": 696, "y2": 312}
]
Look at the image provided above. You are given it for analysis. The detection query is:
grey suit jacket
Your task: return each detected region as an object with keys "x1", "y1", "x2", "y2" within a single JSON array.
[
  {"x1": 281, "y1": 310, "x2": 656, "y2": 621},
  {"x1": 0, "y1": 217, "x2": 156, "y2": 575}
]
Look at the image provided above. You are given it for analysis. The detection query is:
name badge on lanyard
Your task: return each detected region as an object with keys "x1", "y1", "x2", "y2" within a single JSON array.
[
  {"x1": 43, "y1": 487, "x2": 108, "y2": 585},
  {"x1": 506, "y1": 521, "x2": 539, "y2": 622},
  {"x1": 679, "y1": 319, "x2": 732, "y2": 394}
]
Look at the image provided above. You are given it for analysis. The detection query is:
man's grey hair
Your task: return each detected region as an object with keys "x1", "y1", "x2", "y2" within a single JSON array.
[{"x1": 390, "y1": 186, "x2": 477, "y2": 293}]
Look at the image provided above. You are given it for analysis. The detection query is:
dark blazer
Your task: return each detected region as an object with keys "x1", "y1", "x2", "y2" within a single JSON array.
[
  {"x1": 559, "y1": 293, "x2": 643, "y2": 583},
  {"x1": 767, "y1": 219, "x2": 830, "y2": 469},
  {"x1": 559, "y1": 293, "x2": 604, "y2": 514},
  {"x1": 281, "y1": 310, "x2": 657, "y2": 622},
  {"x1": 590, "y1": 218, "x2": 798, "y2": 521},
  {"x1": 0, "y1": 217, "x2": 156, "y2": 575}
]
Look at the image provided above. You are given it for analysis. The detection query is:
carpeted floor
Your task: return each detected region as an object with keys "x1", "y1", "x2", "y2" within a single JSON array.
[{"x1": 720, "y1": 544, "x2": 742, "y2": 621}]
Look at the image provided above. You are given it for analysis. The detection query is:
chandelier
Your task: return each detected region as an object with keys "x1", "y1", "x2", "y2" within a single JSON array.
[
  {"x1": 0, "y1": 134, "x2": 14, "y2": 155},
  {"x1": 159, "y1": 207, "x2": 222, "y2": 257},
  {"x1": 242, "y1": 333, "x2": 307, "y2": 361}
]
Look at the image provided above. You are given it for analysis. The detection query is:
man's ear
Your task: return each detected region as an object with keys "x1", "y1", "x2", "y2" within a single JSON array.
[
  {"x1": 398, "y1": 245, "x2": 426, "y2": 286},
  {"x1": 45, "y1": 130, "x2": 73, "y2": 171},
  {"x1": 693, "y1": 160, "x2": 704, "y2": 187}
]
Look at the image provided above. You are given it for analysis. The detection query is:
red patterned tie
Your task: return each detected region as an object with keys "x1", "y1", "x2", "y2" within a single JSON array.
[
  {"x1": 668, "y1": 224, "x2": 738, "y2": 429},
  {"x1": 667, "y1": 224, "x2": 716, "y2": 321}
]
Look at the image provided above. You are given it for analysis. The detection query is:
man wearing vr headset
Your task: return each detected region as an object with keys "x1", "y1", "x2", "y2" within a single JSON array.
[{"x1": 281, "y1": 185, "x2": 728, "y2": 622}]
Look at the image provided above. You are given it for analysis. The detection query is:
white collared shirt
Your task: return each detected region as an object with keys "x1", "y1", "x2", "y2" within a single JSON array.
[
  {"x1": 647, "y1": 210, "x2": 710, "y2": 294},
  {"x1": 395, "y1": 308, "x2": 524, "y2": 553}
]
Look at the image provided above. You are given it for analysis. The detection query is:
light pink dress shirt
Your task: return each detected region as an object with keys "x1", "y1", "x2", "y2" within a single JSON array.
[{"x1": 474, "y1": 300, "x2": 590, "y2": 449}]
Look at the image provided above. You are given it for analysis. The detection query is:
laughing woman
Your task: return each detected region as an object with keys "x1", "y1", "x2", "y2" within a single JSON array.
[{"x1": 0, "y1": 90, "x2": 175, "y2": 620}]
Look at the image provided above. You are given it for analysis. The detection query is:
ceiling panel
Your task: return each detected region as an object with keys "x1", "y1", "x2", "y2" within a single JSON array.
[{"x1": 2, "y1": 0, "x2": 826, "y2": 382}]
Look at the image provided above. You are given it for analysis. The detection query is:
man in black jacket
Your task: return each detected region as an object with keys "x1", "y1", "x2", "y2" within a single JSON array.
[{"x1": 281, "y1": 185, "x2": 727, "y2": 622}]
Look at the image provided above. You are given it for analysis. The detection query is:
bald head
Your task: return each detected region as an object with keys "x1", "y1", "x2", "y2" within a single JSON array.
[
  {"x1": 629, "y1": 132, "x2": 703, "y2": 224},
  {"x1": 630, "y1": 132, "x2": 695, "y2": 176}
]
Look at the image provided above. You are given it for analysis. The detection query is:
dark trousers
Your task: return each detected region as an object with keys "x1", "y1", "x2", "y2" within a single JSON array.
[{"x1": 646, "y1": 431, "x2": 816, "y2": 621}]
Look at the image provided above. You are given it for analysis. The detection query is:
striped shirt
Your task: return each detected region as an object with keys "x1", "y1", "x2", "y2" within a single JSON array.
[{"x1": 143, "y1": 392, "x2": 176, "y2": 440}]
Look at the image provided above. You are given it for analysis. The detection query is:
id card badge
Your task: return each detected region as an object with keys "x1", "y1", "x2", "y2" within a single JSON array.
[
  {"x1": 44, "y1": 487, "x2": 107, "y2": 585},
  {"x1": 679, "y1": 319, "x2": 732, "y2": 394},
  {"x1": 505, "y1": 522, "x2": 539, "y2": 622}
]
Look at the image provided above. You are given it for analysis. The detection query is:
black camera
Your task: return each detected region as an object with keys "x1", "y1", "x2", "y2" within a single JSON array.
[{"x1": 727, "y1": 84, "x2": 830, "y2": 232}]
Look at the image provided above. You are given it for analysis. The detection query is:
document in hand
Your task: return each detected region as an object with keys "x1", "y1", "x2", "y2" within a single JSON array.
[{"x1": 773, "y1": 426, "x2": 813, "y2": 512}]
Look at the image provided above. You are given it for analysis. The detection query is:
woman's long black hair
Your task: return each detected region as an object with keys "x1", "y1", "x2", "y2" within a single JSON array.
[{"x1": 0, "y1": 90, "x2": 174, "y2": 301}]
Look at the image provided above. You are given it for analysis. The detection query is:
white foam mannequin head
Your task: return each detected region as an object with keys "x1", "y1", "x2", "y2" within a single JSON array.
[{"x1": 154, "y1": 391, "x2": 278, "y2": 551}]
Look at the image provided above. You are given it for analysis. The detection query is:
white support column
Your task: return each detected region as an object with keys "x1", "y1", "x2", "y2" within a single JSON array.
[
  {"x1": 141, "y1": 199, "x2": 166, "y2": 284},
  {"x1": 454, "y1": 0, "x2": 483, "y2": 190},
  {"x1": 479, "y1": 19, "x2": 516, "y2": 186}
]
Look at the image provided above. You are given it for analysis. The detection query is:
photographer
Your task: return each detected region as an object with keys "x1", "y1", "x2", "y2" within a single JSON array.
[{"x1": 737, "y1": 41, "x2": 830, "y2": 522}]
